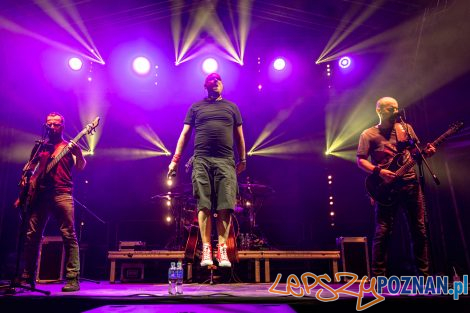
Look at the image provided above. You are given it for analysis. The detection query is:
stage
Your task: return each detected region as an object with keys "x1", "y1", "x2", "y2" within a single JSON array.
[{"x1": 1, "y1": 281, "x2": 469, "y2": 312}]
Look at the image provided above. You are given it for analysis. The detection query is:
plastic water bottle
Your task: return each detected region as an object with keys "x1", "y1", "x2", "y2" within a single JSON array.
[
  {"x1": 176, "y1": 261, "x2": 184, "y2": 295},
  {"x1": 168, "y1": 262, "x2": 176, "y2": 295}
]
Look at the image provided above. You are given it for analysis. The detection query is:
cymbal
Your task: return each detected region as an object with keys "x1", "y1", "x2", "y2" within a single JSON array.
[
  {"x1": 239, "y1": 183, "x2": 274, "y2": 195},
  {"x1": 151, "y1": 191, "x2": 190, "y2": 199}
]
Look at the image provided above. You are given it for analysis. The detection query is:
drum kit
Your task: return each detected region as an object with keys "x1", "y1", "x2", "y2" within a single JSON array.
[{"x1": 152, "y1": 178, "x2": 274, "y2": 251}]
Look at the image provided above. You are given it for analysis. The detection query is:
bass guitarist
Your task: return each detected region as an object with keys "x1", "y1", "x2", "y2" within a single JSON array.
[
  {"x1": 357, "y1": 97, "x2": 435, "y2": 277},
  {"x1": 14, "y1": 112, "x2": 86, "y2": 292}
]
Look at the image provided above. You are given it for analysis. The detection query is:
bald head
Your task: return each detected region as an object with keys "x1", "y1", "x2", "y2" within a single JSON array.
[
  {"x1": 376, "y1": 97, "x2": 398, "y2": 110},
  {"x1": 376, "y1": 97, "x2": 399, "y2": 123}
]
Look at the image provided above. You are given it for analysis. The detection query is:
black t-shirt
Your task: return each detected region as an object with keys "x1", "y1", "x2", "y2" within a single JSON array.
[
  {"x1": 184, "y1": 98, "x2": 243, "y2": 158},
  {"x1": 357, "y1": 123, "x2": 419, "y2": 180}
]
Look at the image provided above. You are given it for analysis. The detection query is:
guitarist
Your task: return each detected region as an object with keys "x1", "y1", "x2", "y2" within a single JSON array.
[
  {"x1": 15, "y1": 112, "x2": 86, "y2": 292},
  {"x1": 356, "y1": 97, "x2": 435, "y2": 278}
]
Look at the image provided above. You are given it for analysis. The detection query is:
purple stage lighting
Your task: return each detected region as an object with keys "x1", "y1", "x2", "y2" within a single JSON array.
[
  {"x1": 202, "y1": 58, "x2": 218, "y2": 74},
  {"x1": 273, "y1": 58, "x2": 286, "y2": 71},
  {"x1": 68, "y1": 57, "x2": 83, "y2": 71},
  {"x1": 339, "y1": 56, "x2": 351, "y2": 69},
  {"x1": 132, "y1": 56, "x2": 151, "y2": 75}
]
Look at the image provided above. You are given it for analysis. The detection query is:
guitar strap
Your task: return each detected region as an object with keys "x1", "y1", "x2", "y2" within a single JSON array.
[{"x1": 394, "y1": 123, "x2": 409, "y2": 143}]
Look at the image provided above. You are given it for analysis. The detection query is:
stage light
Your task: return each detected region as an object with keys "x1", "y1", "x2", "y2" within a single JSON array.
[
  {"x1": 132, "y1": 56, "x2": 151, "y2": 75},
  {"x1": 202, "y1": 58, "x2": 218, "y2": 74},
  {"x1": 166, "y1": 216, "x2": 172, "y2": 223},
  {"x1": 258, "y1": 84, "x2": 262, "y2": 91},
  {"x1": 167, "y1": 179, "x2": 173, "y2": 187},
  {"x1": 339, "y1": 56, "x2": 351, "y2": 69},
  {"x1": 68, "y1": 57, "x2": 83, "y2": 71},
  {"x1": 273, "y1": 58, "x2": 286, "y2": 71}
]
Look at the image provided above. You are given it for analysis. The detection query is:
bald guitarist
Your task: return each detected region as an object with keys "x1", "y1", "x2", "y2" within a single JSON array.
[{"x1": 357, "y1": 97, "x2": 435, "y2": 278}]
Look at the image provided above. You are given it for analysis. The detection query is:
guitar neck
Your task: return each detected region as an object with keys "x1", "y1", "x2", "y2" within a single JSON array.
[
  {"x1": 394, "y1": 123, "x2": 462, "y2": 178},
  {"x1": 45, "y1": 130, "x2": 86, "y2": 174}
]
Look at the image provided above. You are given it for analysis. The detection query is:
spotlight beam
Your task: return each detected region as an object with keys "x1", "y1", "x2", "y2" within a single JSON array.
[
  {"x1": 34, "y1": 0, "x2": 104, "y2": 64},
  {"x1": 177, "y1": 1, "x2": 213, "y2": 64},
  {"x1": 249, "y1": 99, "x2": 302, "y2": 153},
  {"x1": 250, "y1": 138, "x2": 323, "y2": 159},
  {"x1": 94, "y1": 148, "x2": 168, "y2": 160},
  {"x1": 237, "y1": 0, "x2": 253, "y2": 63},
  {"x1": 0, "y1": 16, "x2": 101, "y2": 63},
  {"x1": 60, "y1": 0, "x2": 104, "y2": 63},
  {"x1": 135, "y1": 125, "x2": 171, "y2": 155},
  {"x1": 317, "y1": 1, "x2": 383, "y2": 63}
]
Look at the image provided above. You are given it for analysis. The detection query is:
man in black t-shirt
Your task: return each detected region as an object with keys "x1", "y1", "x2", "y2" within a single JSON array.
[
  {"x1": 168, "y1": 73, "x2": 246, "y2": 268},
  {"x1": 15, "y1": 112, "x2": 86, "y2": 292},
  {"x1": 357, "y1": 97, "x2": 435, "y2": 277}
]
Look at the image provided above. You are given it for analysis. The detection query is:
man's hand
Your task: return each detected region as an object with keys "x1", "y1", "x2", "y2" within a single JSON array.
[
  {"x1": 236, "y1": 161, "x2": 246, "y2": 175},
  {"x1": 68, "y1": 141, "x2": 83, "y2": 157},
  {"x1": 168, "y1": 161, "x2": 178, "y2": 179},
  {"x1": 424, "y1": 143, "x2": 436, "y2": 157},
  {"x1": 379, "y1": 169, "x2": 396, "y2": 184}
]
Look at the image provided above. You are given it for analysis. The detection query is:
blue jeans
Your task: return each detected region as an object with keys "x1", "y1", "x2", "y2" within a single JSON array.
[{"x1": 22, "y1": 192, "x2": 80, "y2": 280}]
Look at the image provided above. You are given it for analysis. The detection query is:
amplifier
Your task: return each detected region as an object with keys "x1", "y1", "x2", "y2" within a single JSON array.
[
  {"x1": 336, "y1": 236, "x2": 370, "y2": 282},
  {"x1": 36, "y1": 236, "x2": 65, "y2": 283},
  {"x1": 120, "y1": 262, "x2": 145, "y2": 282},
  {"x1": 118, "y1": 241, "x2": 146, "y2": 251}
]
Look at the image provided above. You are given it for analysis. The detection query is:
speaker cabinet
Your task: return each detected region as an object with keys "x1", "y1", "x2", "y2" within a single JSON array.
[
  {"x1": 336, "y1": 236, "x2": 370, "y2": 282},
  {"x1": 120, "y1": 263, "x2": 145, "y2": 282},
  {"x1": 36, "y1": 236, "x2": 65, "y2": 283}
]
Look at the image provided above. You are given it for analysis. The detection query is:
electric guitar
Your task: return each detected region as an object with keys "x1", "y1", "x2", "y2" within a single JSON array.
[
  {"x1": 18, "y1": 117, "x2": 100, "y2": 210},
  {"x1": 365, "y1": 121, "x2": 463, "y2": 206}
]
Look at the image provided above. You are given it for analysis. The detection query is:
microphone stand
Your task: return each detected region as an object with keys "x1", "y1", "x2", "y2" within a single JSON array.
[
  {"x1": 397, "y1": 115, "x2": 438, "y2": 275},
  {"x1": 74, "y1": 198, "x2": 105, "y2": 284},
  {"x1": 2, "y1": 129, "x2": 51, "y2": 295},
  {"x1": 397, "y1": 116, "x2": 440, "y2": 185}
]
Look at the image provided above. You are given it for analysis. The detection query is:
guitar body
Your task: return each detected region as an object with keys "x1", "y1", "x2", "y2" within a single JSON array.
[
  {"x1": 184, "y1": 225, "x2": 199, "y2": 262},
  {"x1": 226, "y1": 219, "x2": 239, "y2": 264},
  {"x1": 365, "y1": 171, "x2": 399, "y2": 206},
  {"x1": 365, "y1": 121, "x2": 464, "y2": 206},
  {"x1": 365, "y1": 154, "x2": 404, "y2": 206}
]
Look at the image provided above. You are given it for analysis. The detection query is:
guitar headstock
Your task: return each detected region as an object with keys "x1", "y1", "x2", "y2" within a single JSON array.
[
  {"x1": 450, "y1": 121, "x2": 464, "y2": 133},
  {"x1": 85, "y1": 116, "x2": 100, "y2": 135}
]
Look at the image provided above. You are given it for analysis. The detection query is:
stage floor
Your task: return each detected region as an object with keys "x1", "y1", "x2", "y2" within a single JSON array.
[{"x1": 1, "y1": 281, "x2": 469, "y2": 312}]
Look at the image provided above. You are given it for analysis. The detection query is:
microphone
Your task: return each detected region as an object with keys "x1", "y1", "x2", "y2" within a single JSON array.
[
  {"x1": 393, "y1": 110, "x2": 406, "y2": 120},
  {"x1": 168, "y1": 169, "x2": 176, "y2": 179}
]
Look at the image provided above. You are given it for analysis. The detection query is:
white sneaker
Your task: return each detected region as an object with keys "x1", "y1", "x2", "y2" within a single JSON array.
[
  {"x1": 217, "y1": 243, "x2": 231, "y2": 267},
  {"x1": 200, "y1": 243, "x2": 213, "y2": 266}
]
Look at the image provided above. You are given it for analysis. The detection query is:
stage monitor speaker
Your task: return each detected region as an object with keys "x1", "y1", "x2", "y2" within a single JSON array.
[
  {"x1": 121, "y1": 262, "x2": 145, "y2": 282},
  {"x1": 336, "y1": 236, "x2": 370, "y2": 282},
  {"x1": 36, "y1": 236, "x2": 65, "y2": 283}
]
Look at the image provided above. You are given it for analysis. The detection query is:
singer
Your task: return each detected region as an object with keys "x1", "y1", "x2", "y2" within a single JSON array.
[
  {"x1": 356, "y1": 97, "x2": 436, "y2": 277},
  {"x1": 168, "y1": 73, "x2": 246, "y2": 268},
  {"x1": 14, "y1": 112, "x2": 85, "y2": 292}
]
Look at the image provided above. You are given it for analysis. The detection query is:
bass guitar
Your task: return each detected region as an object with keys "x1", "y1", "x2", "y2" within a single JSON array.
[
  {"x1": 18, "y1": 117, "x2": 100, "y2": 210},
  {"x1": 365, "y1": 121, "x2": 463, "y2": 206}
]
